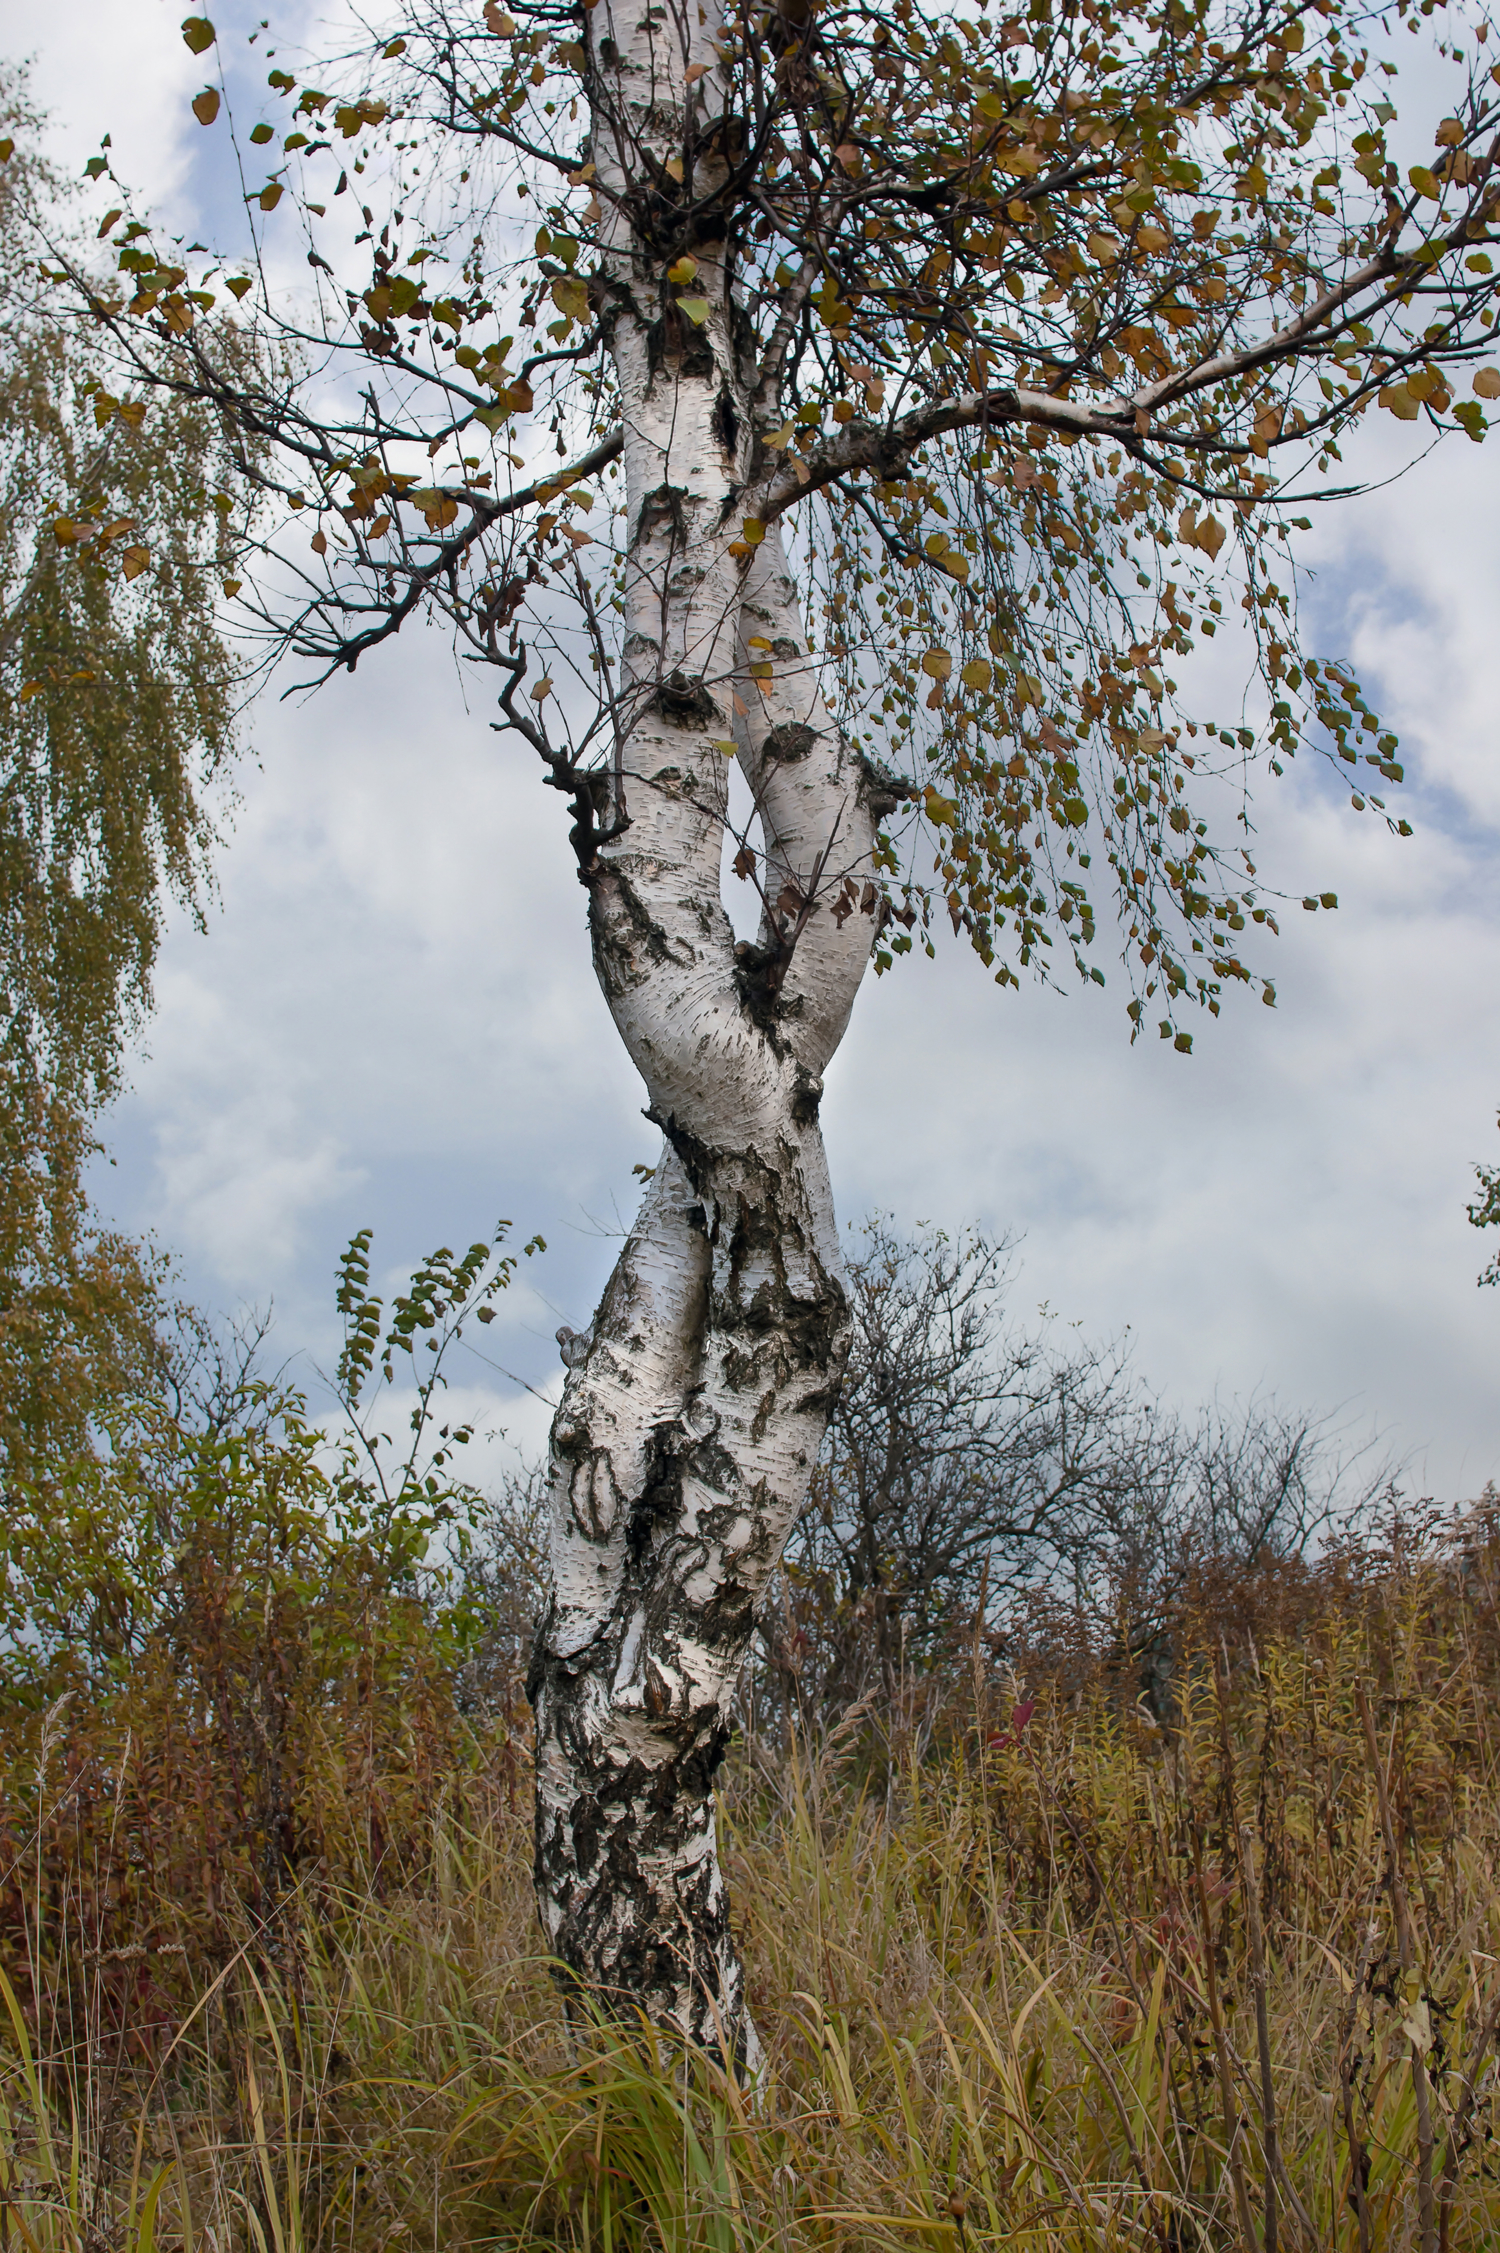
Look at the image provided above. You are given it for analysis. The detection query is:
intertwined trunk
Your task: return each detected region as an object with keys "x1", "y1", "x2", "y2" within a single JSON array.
[{"x1": 525, "y1": 0, "x2": 884, "y2": 2067}]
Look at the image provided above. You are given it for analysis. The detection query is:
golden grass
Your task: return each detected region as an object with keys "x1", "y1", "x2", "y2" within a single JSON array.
[{"x1": 5, "y1": 1530, "x2": 1500, "y2": 2251}]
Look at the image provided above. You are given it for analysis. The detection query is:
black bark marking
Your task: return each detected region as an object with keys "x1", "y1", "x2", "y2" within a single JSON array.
[
  {"x1": 763, "y1": 721, "x2": 817, "y2": 763},
  {"x1": 632, "y1": 481, "x2": 689, "y2": 551},
  {"x1": 650, "y1": 670, "x2": 720, "y2": 728},
  {"x1": 857, "y1": 748, "x2": 916, "y2": 819},
  {"x1": 590, "y1": 870, "x2": 685, "y2": 998}
]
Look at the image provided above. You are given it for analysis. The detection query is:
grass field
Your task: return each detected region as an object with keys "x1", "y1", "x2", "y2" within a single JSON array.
[{"x1": 4, "y1": 1513, "x2": 1500, "y2": 2251}]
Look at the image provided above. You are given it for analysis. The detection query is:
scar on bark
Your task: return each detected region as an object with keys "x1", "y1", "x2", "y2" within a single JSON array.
[
  {"x1": 762, "y1": 721, "x2": 817, "y2": 763},
  {"x1": 650, "y1": 670, "x2": 721, "y2": 729},
  {"x1": 632, "y1": 481, "x2": 689, "y2": 549},
  {"x1": 858, "y1": 749, "x2": 915, "y2": 819},
  {"x1": 712, "y1": 385, "x2": 739, "y2": 458}
]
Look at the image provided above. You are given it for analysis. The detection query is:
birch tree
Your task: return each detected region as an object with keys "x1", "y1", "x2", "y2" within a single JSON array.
[
  {"x1": 0, "y1": 80, "x2": 254, "y2": 1486},
  {"x1": 61, "y1": 0, "x2": 1500, "y2": 2064}
]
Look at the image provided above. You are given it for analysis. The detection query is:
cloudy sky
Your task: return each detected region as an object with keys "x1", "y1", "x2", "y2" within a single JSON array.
[{"x1": 8, "y1": 0, "x2": 1500, "y2": 1497}]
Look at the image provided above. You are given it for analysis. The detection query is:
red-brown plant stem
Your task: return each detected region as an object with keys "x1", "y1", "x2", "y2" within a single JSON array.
[{"x1": 1356, "y1": 1678, "x2": 1436, "y2": 2253}]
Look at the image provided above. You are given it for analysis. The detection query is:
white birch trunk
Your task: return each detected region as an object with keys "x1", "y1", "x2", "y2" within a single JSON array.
[{"x1": 525, "y1": 0, "x2": 888, "y2": 2067}]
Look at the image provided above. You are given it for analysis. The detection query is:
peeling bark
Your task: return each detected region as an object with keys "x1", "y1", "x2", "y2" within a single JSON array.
[{"x1": 526, "y1": 0, "x2": 882, "y2": 2067}]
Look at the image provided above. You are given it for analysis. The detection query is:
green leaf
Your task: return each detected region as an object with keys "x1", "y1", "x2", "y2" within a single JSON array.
[
  {"x1": 181, "y1": 15, "x2": 215, "y2": 52},
  {"x1": 676, "y1": 295, "x2": 711, "y2": 325}
]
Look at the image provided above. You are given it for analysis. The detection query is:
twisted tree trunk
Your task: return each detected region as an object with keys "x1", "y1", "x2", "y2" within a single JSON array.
[{"x1": 526, "y1": 0, "x2": 885, "y2": 2069}]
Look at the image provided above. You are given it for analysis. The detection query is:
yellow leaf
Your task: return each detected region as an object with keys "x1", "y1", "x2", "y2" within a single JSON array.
[
  {"x1": 19, "y1": 680, "x2": 44, "y2": 702},
  {"x1": 1434, "y1": 117, "x2": 1464, "y2": 145},
  {"x1": 192, "y1": 87, "x2": 220, "y2": 125},
  {"x1": 117, "y1": 401, "x2": 146, "y2": 429},
  {"x1": 1379, "y1": 383, "x2": 1419, "y2": 420},
  {"x1": 923, "y1": 786, "x2": 958, "y2": 826},
  {"x1": 666, "y1": 255, "x2": 698, "y2": 284},
  {"x1": 960, "y1": 658, "x2": 992, "y2": 691},
  {"x1": 740, "y1": 518, "x2": 766, "y2": 545},
  {"x1": 1474, "y1": 367, "x2": 1500, "y2": 400},
  {"x1": 222, "y1": 579, "x2": 242, "y2": 597},
  {"x1": 368, "y1": 513, "x2": 391, "y2": 538},
  {"x1": 924, "y1": 531, "x2": 951, "y2": 557},
  {"x1": 181, "y1": 15, "x2": 215, "y2": 52},
  {"x1": 258, "y1": 182, "x2": 283, "y2": 211},
  {"x1": 921, "y1": 648, "x2": 952, "y2": 680},
  {"x1": 52, "y1": 518, "x2": 83, "y2": 546},
  {"x1": 531, "y1": 677, "x2": 553, "y2": 702},
  {"x1": 683, "y1": 61, "x2": 708, "y2": 83},
  {"x1": 121, "y1": 545, "x2": 150, "y2": 579},
  {"x1": 225, "y1": 276, "x2": 253, "y2": 300},
  {"x1": 676, "y1": 295, "x2": 710, "y2": 324},
  {"x1": 1087, "y1": 231, "x2": 1120, "y2": 262},
  {"x1": 1407, "y1": 165, "x2": 1440, "y2": 201}
]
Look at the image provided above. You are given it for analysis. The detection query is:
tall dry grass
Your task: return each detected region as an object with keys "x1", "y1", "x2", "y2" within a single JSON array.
[{"x1": 4, "y1": 1512, "x2": 1500, "y2": 2251}]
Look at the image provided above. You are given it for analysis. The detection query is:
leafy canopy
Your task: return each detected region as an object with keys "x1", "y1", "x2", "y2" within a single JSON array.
[{"x1": 62, "y1": 0, "x2": 1500, "y2": 1042}]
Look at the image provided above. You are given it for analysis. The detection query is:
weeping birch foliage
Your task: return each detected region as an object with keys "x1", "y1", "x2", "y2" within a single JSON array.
[{"x1": 61, "y1": 0, "x2": 1500, "y2": 1040}]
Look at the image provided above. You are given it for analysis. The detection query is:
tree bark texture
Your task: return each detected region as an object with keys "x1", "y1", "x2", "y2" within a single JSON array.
[{"x1": 525, "y1": 0, "x2": 885, "y2": 2068}]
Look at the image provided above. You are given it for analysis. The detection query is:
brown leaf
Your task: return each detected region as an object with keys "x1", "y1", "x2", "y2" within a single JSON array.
[
  {"x1": 121, "y1": 546, "x2": 150, "y2": 580},
  {"x1": 192, "y1": 88, "x2": 220, "y2": 126}
]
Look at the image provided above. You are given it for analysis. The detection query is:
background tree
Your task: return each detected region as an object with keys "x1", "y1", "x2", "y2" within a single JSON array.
[
  {"x1": 0, "y1": 78, "x2": 258, "y2": 1484},
  {"x1": 767, "y1": 1216, "x2": 1385, "y2": 1736},
  {"x1": 64, "y1": 0, "x2": 1500, "y2": 2062}
]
